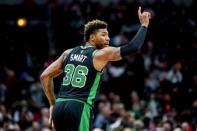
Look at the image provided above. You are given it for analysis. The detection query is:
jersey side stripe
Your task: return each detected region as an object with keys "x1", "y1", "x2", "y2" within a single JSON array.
[{"x1": 87, "y1": 72, "x2": 102, "y2": 105}]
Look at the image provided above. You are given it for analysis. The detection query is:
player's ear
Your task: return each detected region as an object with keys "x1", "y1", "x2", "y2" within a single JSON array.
[{"x1": 90, "y1": 34, "x2": 95, "y2": 41}]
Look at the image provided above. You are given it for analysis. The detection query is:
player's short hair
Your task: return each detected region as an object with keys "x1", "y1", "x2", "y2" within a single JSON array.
[{"x1": 84, "y1": 19, "x2": 108, "y2": 41}]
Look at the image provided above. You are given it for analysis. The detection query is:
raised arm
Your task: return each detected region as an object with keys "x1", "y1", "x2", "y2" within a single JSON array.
[{"x1": 93, "y1": 7, "x2": 150, "y2": 71}]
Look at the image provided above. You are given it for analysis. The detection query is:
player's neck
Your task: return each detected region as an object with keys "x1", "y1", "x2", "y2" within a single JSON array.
[{"x1": 85, "y1": 42, "x2": 95, "y2": 47}]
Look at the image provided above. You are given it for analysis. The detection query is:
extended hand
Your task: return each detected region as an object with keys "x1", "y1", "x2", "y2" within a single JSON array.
[{"x1": 138, "y1": 6, "x2": 151, "y2": 27}]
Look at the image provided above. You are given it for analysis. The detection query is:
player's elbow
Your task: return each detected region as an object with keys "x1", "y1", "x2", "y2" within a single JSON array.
[{"x1": 40, "y1": 72, "x2": 48, "y2": 82}]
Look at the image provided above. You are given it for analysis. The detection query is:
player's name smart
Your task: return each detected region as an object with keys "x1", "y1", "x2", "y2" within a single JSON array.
[{"x1": 70, "y1": 54, "x2": 87, "y2": 62}]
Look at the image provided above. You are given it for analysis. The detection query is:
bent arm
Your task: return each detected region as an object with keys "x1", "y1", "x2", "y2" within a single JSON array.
[
  {"x1": 93, "y1": 7, "x2": 150, "y2": 71},
  {"x1": 93, "y1": 26, "x2": 148, "y2": 71},
  {"x1": 95, "y1": 26, "x2": 147, "y2": 61},
  {"x1": 40, "y1": 49, "x2": 71, "y2": 105}
]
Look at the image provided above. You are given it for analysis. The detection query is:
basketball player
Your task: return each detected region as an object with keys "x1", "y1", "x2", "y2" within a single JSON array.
[{"x1": 40, "y1": 6, "x2": 151, "y2": 131}]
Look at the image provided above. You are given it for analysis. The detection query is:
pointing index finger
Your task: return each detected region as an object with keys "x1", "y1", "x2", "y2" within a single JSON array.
[{"x1": 138, "y1": 6, "x2": 141, "y2": 16}]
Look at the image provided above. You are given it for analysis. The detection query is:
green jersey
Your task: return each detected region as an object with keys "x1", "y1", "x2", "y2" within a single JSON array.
[{"x1": 58, "y1": 46, "x2": 103, "y2": 106}]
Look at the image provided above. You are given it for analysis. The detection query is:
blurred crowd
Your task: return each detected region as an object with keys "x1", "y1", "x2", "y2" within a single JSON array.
[{"x1": 0, "y1": 0, "x2": 197, "y2": 130}]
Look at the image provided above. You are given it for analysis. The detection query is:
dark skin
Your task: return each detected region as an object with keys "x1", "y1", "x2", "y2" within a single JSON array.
[{"x1": 40, "y1": 6, "x2": 150, "y2": 127}]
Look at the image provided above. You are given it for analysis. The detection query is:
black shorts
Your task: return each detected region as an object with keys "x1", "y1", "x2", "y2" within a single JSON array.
[{"x1": 52, "y1": 98, "x2": 93, "y2": 131}]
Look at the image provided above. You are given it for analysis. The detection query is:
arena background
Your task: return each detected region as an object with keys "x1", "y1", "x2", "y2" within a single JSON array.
[{"x1": 0, "y1": 0, "x2": 197, "y2": 130}]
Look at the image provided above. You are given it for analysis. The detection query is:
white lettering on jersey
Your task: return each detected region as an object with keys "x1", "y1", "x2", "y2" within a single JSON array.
[{"x1": 70, "y1": 54, "x2": 87, "y2": 62}]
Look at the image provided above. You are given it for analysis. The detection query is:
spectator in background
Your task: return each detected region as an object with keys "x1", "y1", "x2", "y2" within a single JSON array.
[
  {"x1": 94, "y1": 101, "x2": 111, "y2": 130},
  {"x1": 166, "y1": 62, "x2": 183, "y2": 85}
]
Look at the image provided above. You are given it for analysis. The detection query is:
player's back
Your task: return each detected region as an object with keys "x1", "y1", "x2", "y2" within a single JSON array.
[{"x1": 57, "y1": 45, "x2": 103, "y2": 106}]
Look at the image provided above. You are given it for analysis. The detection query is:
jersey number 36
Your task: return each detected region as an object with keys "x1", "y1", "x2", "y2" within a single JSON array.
[{"x1": 62, "y1": 64, "x2": 88, "y2": 88}]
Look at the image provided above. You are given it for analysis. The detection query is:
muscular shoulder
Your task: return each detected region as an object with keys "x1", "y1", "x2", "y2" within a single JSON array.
[
  {"x1": 94, "y1": 46, "x2": 121, "y2": 61},
  {"x1": 94, "y1": 47, "x2": 113, "y2": 57},
  {"x1": 62, "y1": 48, "x2": 73, "y2": 60},
  {"x1": 93, "y1": 46, "x2": 121, "y2": 71}
]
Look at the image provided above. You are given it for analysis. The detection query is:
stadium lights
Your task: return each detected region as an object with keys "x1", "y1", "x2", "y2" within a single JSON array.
[{"x1": 17, "y1": 17, "x2": 27, "y2": 27}]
